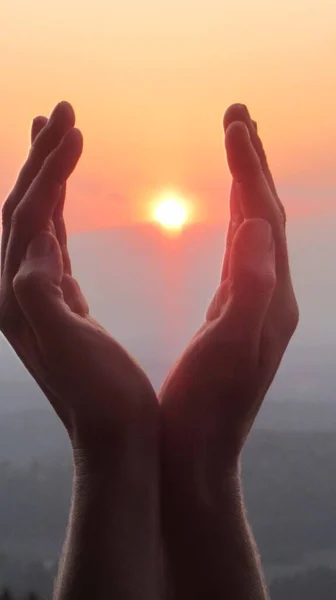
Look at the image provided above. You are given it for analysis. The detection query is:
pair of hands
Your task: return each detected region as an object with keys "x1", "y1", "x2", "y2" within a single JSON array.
[
  {"x1": 0, "y1": 101, "x2": 297, "y2": 463},
  {"x1": 0, "y1": 101, "x2": 298, "y2": 596}
]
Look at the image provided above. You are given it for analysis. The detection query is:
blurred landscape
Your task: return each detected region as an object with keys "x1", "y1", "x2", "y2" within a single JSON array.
[{"x1": 0, "y1": 220, "x2": 335, "y2": 598}]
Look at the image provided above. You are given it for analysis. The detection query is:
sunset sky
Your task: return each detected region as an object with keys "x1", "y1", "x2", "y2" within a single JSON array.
[{"x1": 1, "y1": 0, "x2": 335, "y2": 231}]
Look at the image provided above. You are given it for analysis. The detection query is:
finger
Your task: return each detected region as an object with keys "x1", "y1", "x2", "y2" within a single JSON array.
[
  {"x1": 2, "y1": 102, "x2": 75, "y2": 272},
  {"x1": 30, "y1": 115, "x2": 72, "y2": 275},
  {"x1": 223, "y1": 218, "x2": 276, "y2": 341},
  {"x1": 31, "y1": 116, "x2": 48, "y2": 143},
  {"x1": 221, "y1": 107, "x2": 254, "y2": 283},
  {"x1": 53, "y1": 184, "x2": 72, "y2": 275},
  {"x1": 225, "y1": 121, "x2": 289, "y2": 281},
  {"x1": 3, "y1": 101, "x2": 74, "y2": 219},
  {"x1": 223, "y1": 103, "x2": 279, "y2": 199},
  {"x1": 220, "y1": 181, "x2": 243, "y2": 282},
  {"x1": 220, "y1": 109, "x2": 246, "y2": 282},
  {"x1": 4, "y1": 128, "x2": 83, "y2": 284},
  {"x1": 13, "y1": 232, "x2": 73, "y2": 349},
  {"x1": 61, "y1": 274, "x2": 89, "y2": 316}
]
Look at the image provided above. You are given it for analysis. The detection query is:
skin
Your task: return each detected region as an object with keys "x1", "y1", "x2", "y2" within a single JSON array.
[
  {"x1": 0, "y1": 101, "x2": 298, "y2": 600},
  {"x1": 0, "y1": 102, "x2": 161, "y2": 600},
  {"x1": 160, "y1": 104, "x2": 299, "y2": 599}
]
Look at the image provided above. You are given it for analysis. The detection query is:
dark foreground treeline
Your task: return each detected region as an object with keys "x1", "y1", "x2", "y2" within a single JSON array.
[{"x1": 0, "y1": 591, "x2": 41, "y2": 600}]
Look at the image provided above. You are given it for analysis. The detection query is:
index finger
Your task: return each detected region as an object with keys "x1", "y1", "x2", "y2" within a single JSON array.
[
  {"x1": 224, "y1": 104, "x2": 279, "y2": 199},
  {"x1": 1, "y1": 102, "x2": 75, "y2": 274},
  {"x1": 220, "y1": 182, "x2": 243, "y2": 282},
  {"x1": 3, "y1": 128, "x2": 83, "y2": 284},
  {"x1": 225, "y1": 121, "x2": 289, "y2": 281},
  {"x1": 31, "y1": 117, "x2": 72, "y2": 276}
]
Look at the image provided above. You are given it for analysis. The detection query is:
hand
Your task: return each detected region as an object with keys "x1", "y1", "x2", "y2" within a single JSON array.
[
  {"x1": 0, "y1": 102, "x2": 159, "y2": 458},
  {"x1": 160, "y1": 102, "x2": 299, "y2": 478},
  {"x1": 0, "y1": 103, "x2": 161, "y2": 599},
  {"x1": 159, "y1": 103, "x2": 299, "y2": 600}
]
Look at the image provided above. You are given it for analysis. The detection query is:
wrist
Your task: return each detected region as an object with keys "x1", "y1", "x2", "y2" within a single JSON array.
[
  {"x1": 72, "y1": 428, "x2": 159, "y2": 485},
  {"x1": 162, "y1": 423, "x2": 241, "y2": 499}
]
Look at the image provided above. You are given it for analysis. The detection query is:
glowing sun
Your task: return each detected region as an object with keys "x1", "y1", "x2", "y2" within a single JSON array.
[{"x1": 153, "y1": 196, "x2": 188, "y2": 230}]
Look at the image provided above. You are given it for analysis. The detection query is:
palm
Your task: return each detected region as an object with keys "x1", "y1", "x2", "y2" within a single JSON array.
[{"x1": 41, "y1": 304, "x2": 157, "y2": 442}]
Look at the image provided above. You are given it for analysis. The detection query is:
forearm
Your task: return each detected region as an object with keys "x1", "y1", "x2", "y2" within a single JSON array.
[
  {"x1": 54, "y1": 441, "x2": 161, "y2": 600},
  {"x1": 162, "y1": 454, "x2": 268, "y2": 600}
]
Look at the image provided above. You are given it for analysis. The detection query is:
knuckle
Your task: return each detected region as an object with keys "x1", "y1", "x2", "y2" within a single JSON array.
[
  {"x1": 11, "y1": 205, "x2": 26, "y2": 230},
  {"x1": 257, "y1": 269, "x2": 277, "y2": 294},
  {"x1": 2, "y1": 196, "x2": 14, "y2": 226},
  {"x1": 13, "y1": 269, "x2": 45, "y2": 296}
]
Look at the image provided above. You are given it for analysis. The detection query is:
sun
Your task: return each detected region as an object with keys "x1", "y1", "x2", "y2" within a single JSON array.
[{"x1": 153, "y1": 196, "x2": 188, "y2": 230}]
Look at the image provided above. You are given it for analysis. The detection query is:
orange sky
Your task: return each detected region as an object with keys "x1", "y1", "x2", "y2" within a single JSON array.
[{"x1": 1, "y1": 1, "x2": 335, "y2": 231}]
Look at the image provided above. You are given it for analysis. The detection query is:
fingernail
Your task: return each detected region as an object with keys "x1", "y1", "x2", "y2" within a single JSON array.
[
  {"x1": 252, "y1": 120, "x2": 258, "y2": 131},
  {"x1": 246, "y1": 219, "x2": 273, "y2": 252},
  {"x1": 28, "y1": 233, "x2": 56, "y2": 258}
]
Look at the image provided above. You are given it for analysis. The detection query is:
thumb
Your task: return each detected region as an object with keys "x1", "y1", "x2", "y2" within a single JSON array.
[
  {"x1": 225, "y1": 218, "x2": 276, "y2": 338},
  {"x1": 13, "y1": 232, "x2": 71, "y2": 344}
]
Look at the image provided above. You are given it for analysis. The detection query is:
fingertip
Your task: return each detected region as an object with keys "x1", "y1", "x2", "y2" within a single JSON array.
[
  {"x1": 225, "y1": 119, "x2": 250, "y2": 140},
  {"x1": 64, "y1": 127, "x2": 84, "y2": 153},
  {"x1": 49, "y1": 101, "x2": 76, "y2": 127},
  {"x1": 31, "y1": 116, "x2": 48, "y2": 143},
  {"x1": 59, "y1": 101, "x2": 76, "y2": 125},
  {"x1": 225, "y1": 121, "x2": 262, "y2": 182},
  {"x1": 223, "y1": 103, "x2": 250, "y2": 132},
  {"x1": 32, "y1": 115, "x2": 48, "y2": 128},
  {"x1": 225, "y1": 120, "x2": 251, "y2": 155},
  {"x1": 71, "y1": 126, "x2": 83, "y2": 143},
  {"x1": 45, "y1": 127, "x2": 83, "y2": 184}
]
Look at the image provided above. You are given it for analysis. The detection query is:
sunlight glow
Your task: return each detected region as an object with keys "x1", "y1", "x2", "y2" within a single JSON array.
[{"x1": 153, "y1": 196, "x2": 188, "y2": 230}]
